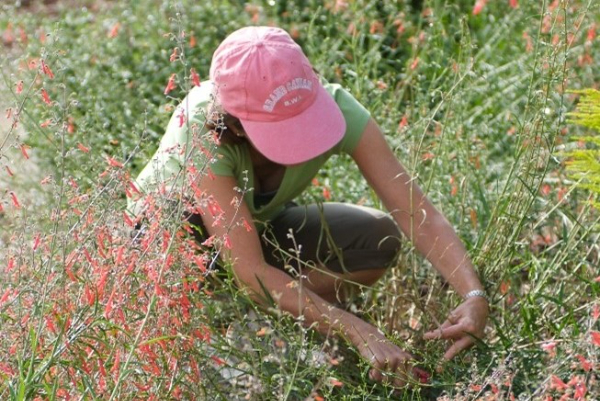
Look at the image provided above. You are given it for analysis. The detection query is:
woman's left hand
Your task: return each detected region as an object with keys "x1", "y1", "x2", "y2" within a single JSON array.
[{"x1": 423, "y1": 296, "x2": 489, "y2": 360}]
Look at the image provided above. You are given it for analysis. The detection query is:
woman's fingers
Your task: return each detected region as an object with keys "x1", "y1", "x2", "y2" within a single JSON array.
[
  {"x1": 423, "y1": 320, "x2": 480, "y2": 362},
  {"x1": 424, "y1": 321, "x2": 469, "y2": 340},
  {"x1": 369, "y1": 367, "x2": 383, "y2": 382},
  {"x1": 358, "y1": 333, "x2": 430, "y2": 387},
  {"x1": 369, "y1": 359, "x2": 397, "y2": 385},
  {"x1": 366, "y1": 349, "x2": 420, "y2": 387},
  {"x1": 443, "y1": 336, "x2": 473, "y2": 360},
  {"x1": 368, "y1": 353, "x2": 391, "y2": 382},
  {"x1": 423, "y1": 299, "x2": 488, "y2": 360}
]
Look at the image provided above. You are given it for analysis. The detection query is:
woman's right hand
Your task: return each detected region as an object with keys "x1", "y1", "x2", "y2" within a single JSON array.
[{"x1": 352, "y1": 326, "x2": 430, "y2": 387}]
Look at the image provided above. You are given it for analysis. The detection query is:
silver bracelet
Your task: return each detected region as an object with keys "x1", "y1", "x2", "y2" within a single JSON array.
[{"x1": 464, "y1": 289, "x2": 489, "y2": 303}]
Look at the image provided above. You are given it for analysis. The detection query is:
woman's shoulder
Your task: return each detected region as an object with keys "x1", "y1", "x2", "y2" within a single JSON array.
[
  {"x1": 322, "y1": 81, "x2": 367, "y2": 115},
  {"x1": 159, "y1": 81, "x2": 214, "y2": 142},
  {"x1": 185, "y1": 80, "x2": 215, "y2": 118},
  {"x1": 322, "y1": 81, "x2": 371, "y2": 155}
]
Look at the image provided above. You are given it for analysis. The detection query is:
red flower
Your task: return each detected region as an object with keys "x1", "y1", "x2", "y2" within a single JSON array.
[
  {"x1": 472, "y1": 0, "x2": 487, "y2": 15},
  {"x1": 178, "y1": 109, "x2": 186, "y2": 127},
  {"x1": 164, "y1": 73, "x2": 177, "y2": 95},
  {"x1": 410, "y1": 57, "x2": 419, "y2": 70},
  {"x1": 587, "y1": 23, "x2": 596, "y2": 42},
  {"x1": 67, "y1": 117, "x2": 76, "y2": 133},
  {"x1": 20, "y1": 144, "x2": 30, "y2": 159},
  {"x1": 422, "y1": 152, "x2": 435, "y2": 161},
  {"x1": 107, "y1": 156, "x2": 124, "y2": 168},
  {"x1": 190, "y1": 68, "x2": 201, "y2": 87},
  {"x1": 541, "y1": 341, "x2": 557, "y2": 357},
  {"x1": 45, "y1": 316, "x2": 57, "y2": 333},
  {"x1": 108, "y1": 22, "x2": 120, "y2": 38},
  {"x1": 9, "y1": 191, "x2": 21, "y2": 208},
  {"x1": 550, "y1": 375, "x2": 568, "y2": 391},
  {"x1": 242, "y1": 218, "x2": 253, "y2": 232},
  {"x1": 592, "y1": 304, "x2": 600, "y2": 321},
  {"x1": 104, "y1": 288, "x2": 115, "y2": 318},
  {"x1": 169, "y1": 47, "x2": 178, "y2": 62},
  {"x1": 0, "y1": 288, "x2": 11, "y2": 304},
  {"x1": 329, "y1": 378, "x2": 344, "y2": 387},
  {"x1": 123, "y1": 212, "x2": 134, "y2": 227},
  {"x1": 128, "y1": 181, "x2": 141, "y2": 195},
  {"x1": 32, "y1": 233, "x2": 41, "y2": 251},
  {"x1": 18, "y1": 26, "x2": 28, "y2": 44},
  {"x1": 41, "y1": 88, "x2": 52, "y2": 105},
  {"x1": 591, "y1": 331, "x2": 600, "y2": 347},
  {"x1": 41, "y1": 60, "x2": 54, "y2": 79},
  {"x1": 77, "y1": 143, "x2": 90, "y2": 153},
  {"x1": 575, "y1": 354, "x2": 593, "y2": 372},
  {"x1": 398, "y1": 115, "x2": 409, "y2": 129},
  {"x1": 223, "y1": 234, "x2": 232, "y2": 249},
  {"x1": 211, "y1": 356, "x2": 225, "y2": 366}
]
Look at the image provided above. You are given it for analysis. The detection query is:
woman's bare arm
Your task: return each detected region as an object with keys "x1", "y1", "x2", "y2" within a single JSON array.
[
  {"x1": 195, "y1": 172, "x2": 426, "y2": 385},
  {"x1": 351, "y1": 118, "x2": 488, "y2": 360}
]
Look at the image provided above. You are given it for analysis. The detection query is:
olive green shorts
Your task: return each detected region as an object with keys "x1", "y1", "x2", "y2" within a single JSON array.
[{"x1": 186, "y1": 202, "x2": 401, "y2": 274}]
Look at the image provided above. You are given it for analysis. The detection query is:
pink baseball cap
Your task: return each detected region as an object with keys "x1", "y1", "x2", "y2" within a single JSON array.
[{"x1": 209, "y1": 26, "x2": 346, "y2": 165}]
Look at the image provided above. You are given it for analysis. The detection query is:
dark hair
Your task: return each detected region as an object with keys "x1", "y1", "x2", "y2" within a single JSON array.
[{"x1": 205, "y1": 112, "x2": 247, "y2": 145}]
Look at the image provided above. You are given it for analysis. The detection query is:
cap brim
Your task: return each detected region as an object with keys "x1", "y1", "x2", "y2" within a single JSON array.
[{"x1": 240, "y1": 85, "x2": 346, "y2": 165}]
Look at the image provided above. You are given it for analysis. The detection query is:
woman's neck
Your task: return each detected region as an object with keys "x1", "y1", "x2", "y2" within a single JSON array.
[
  {"x1": 247, "y1": 145, "x2": 286, "y2": 193},
  {"x1": 247, "y1": 143, "x2": 280, "y2": 168}
]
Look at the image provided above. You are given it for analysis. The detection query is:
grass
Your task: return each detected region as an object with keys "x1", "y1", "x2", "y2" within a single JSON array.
[{"x1": 1, "y1": 0, "x2": 599, "y2": 399}]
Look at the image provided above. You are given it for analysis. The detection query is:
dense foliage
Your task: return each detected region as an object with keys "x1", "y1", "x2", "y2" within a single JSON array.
[
  {"x1": 1, "y1": 0, "x2": 599, "y2": 399},
  {"x1": 564, "y1": 89, "x2": 600, "y2": 208}
]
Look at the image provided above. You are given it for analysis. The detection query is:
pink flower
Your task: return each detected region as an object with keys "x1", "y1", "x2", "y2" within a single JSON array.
[{"x1": 472, "y1": 0, "x2": 487, "y2": 15}]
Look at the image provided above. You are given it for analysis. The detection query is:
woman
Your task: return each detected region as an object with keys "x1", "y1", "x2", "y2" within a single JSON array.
[{"x1": 131, "y1": 26, "x2": 488, "y2": 387}]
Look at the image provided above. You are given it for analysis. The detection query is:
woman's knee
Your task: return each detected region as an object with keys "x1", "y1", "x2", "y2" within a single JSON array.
[
  {"x1": 356, "y1": 207, "x2": 402, "y2": 254},
  {"x1": 318, "y1": 204, "x2": 402, "y2": 272}
]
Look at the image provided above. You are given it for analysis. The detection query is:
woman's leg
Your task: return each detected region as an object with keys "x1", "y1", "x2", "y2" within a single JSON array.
[
  {"x1": 183, "y1": 203, "x2": 401, "y2": 303},
  {"x1": 301, "y1": 267, "x2": 388, "y2": 304},
  {"x1": 261, "y1": 203, "x2": 402, "y2": 303}
]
